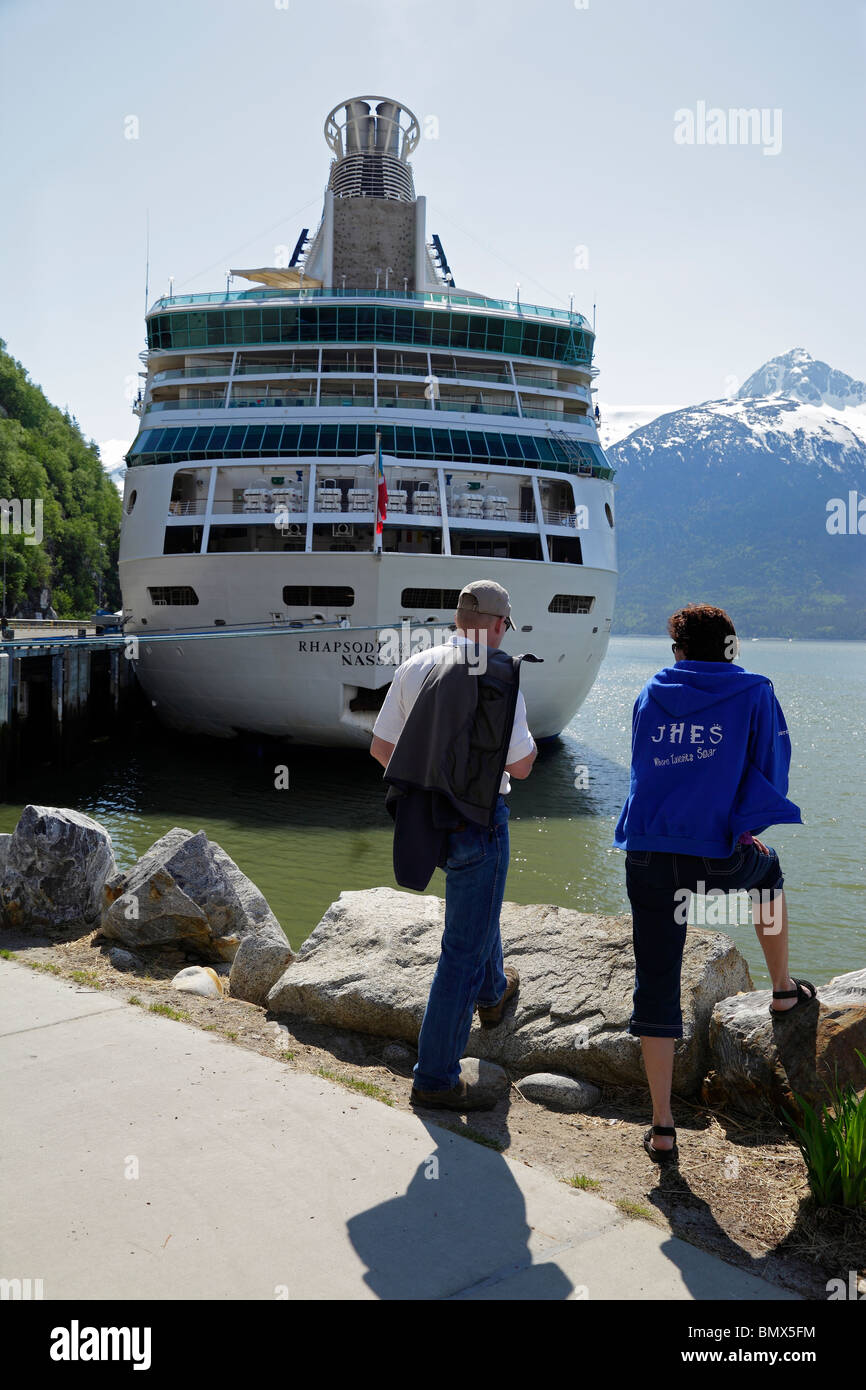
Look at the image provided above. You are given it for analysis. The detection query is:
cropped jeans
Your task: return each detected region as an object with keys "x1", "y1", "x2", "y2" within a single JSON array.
[
  {"x1": 625, "y1": 842, "x2": 785, "y2": 1039},
  {"x1": 413, "y1": 796, "x2": 510, "y2": 1091}
]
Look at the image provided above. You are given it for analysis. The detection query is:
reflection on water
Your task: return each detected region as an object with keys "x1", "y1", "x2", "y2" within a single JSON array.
[{"x1": 2, "y1": 639, "x2": 863, "y2": 985}]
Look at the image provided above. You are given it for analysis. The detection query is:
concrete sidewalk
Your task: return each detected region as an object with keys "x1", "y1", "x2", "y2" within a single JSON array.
[{"x1": 0, "y1": 962, "x2": 797, "y2": 1301}]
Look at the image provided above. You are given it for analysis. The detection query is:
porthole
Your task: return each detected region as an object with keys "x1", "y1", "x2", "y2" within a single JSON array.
[
  {"x1": 127, "y1": 489, "x2": 137, "y2": 515},
  {"x1": 605, "y1": 502, "x2": 614, "y2": 528}
]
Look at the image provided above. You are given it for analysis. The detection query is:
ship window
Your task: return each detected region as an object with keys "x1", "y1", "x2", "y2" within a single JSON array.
[
  {"x1": 336, "y1": 426, "x2": 357, "y2": 454},
  {"x1": 357, "y1": 425, "x2": 377, "y2": 453},
  {"x1": 548, "y1": 536, "x2": 583, "y2": 564},
  {"x1": 469, "y1": 433, "x2": 489, "y2": 459},
  {"x1": 225, "y1": 426, "x2": 248, "y2": 451},
  {"x1": 282, "y1": 586, "x2": 355, "y2": 607},
  {"x1": 413, "y1": 428, "x2": 435, "y2": 457},
  {"x1": 605, "y1": 503, "x2": 614, "y2": 527},
  {"x1": 173, "y1": 428, "x2": 197, "y2": 451},
  {"x1": 208, "y1": 426, "x2": 230, "y2": 450},
  {"x1": 548, "y1": 594, "x2": 595, "y2": 614},
  {"x1": 519, "y1": 436, "x2": 540, "y2": 461},
  {"x1": 280, "y1": 425, "x2": 302, "y2": 451},
  {"x1": 148, "y1": 586, "x2": 200, "y2": 606},
  {"x1": 503, "y1": 434, "x2": 523, "y2": 459},
  {"x1": 535, "y1": 437, "x2": 556, "y2": 462},
  {"x1": 262, "y1": 426, "x2": 282, "y2": 453},
  {"x1": 299, "y1": 425, "x2": 319, "y2": 450},
  {"x1": 244, "y1": 426, "x2": 265, "y2": 452},
  {"x1": 401, "y1": 588, "x2": 461, "y2": 608},
  {"x1": 395, "y1": 428, "x2": 415, "y2": 453},
  {"x1": 319, "y1": 425, "x2": 338, "y2": 450}
]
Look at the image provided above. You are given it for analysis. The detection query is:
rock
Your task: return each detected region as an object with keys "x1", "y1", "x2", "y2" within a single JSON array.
[
  {"x1": 171, "y1": 965, "x2": 224, "y2": 998},
  {"x1": 382, "y1": 1042, "x2": 415, "y2": 1068},
  {"x1": 457, "y1": 1056, "x2": 509, "y2": 1102},
  {"x1": 0, "y1": 833, "x2": 11, "y2": 879},
  {"x1": 0, "y1": 806, "x2": 117, "y2": 934},
  {"x1": 517, "y1": 1073, "x2": 601, "y2": 1112},
  {"x1": 107, "y1": 946, "x2": 143, "y2": 973},
  {"x1": 101, "y1": 827, "x2": 286, "y2": 962},
  {"x1": 229, "y1": 933, "x2": 294, "y2": 1007},
  {"x1": 267, "y1": 887, "x2": 752, "y2": 1093},
  {"x1": 704, "y1": 969, "x2": 866, "y2": 1116}
]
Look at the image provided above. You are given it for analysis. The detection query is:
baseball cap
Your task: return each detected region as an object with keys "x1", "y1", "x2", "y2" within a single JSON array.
[{"x1": 456, "y1": 580, "x2": 515, "y2": 631}]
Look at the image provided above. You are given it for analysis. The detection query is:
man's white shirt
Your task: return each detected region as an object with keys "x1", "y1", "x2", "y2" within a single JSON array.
[{"x1": 372, "y1": 634, "x2": 536, "y2": 794}]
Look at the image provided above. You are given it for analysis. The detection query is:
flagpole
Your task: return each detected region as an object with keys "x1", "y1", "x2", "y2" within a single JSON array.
[{"x1": 374, "y1": 430, "x2": 384, "y2": 554}]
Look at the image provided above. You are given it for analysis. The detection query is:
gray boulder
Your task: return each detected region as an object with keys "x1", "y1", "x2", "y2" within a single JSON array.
[
  {"x1": 101, "y1": 827, "x2": 287, "y2": 963},
  {"x1": 267, "y1": 887, "x2": 752, "y2": 1093},
  {"x1": 229, "y1": 933, "x2": 294, "y2": 1006},
  {"x1": 454, "y1": 1057, "x2": 509, "y2": 1104},
  {"x1": 517, "y1": 1073, "x2": 601, "y2": 1112},
  {"x1": 704, "y1": 969, "x2": 866, "y2": 1116},
  {"x1": 0, "y1": 806, "x2": 117, "y2": 934},
  {"x1": 107, "y1": 946, "x2": 144, "y2": 973}
]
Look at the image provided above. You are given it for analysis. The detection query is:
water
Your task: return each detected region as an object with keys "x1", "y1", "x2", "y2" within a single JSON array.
[{"x1": 2, "y1": 638, "x2": 863, "y2": 987}]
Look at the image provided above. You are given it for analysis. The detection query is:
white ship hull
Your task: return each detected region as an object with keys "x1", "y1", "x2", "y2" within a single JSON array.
[{"x1": 122, "y1": 550, "x2": 616, "y2": 746}]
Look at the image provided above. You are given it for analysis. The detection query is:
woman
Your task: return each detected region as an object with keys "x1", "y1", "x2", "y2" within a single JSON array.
[{"x1": 614, "y1": 604, "x2": 815, "y2": 1164}]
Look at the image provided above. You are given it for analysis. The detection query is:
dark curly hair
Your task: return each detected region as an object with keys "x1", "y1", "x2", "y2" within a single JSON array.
[{"x1": 667, "y1": 604, "x2": 737, "y2": 662}]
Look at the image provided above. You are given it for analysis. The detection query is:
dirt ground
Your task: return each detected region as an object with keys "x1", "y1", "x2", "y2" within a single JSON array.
[{"x1": 5, "y1": 928, "x2": 864, "y2": 1301}]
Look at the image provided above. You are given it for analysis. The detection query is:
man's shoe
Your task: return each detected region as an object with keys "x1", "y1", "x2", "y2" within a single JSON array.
[
  {"x1": 477, "y1": 967, "x2": 520, "y2": 1030},
  {"x1": 410, "y1": 1078, "x2": 497, "y2": 1112}
]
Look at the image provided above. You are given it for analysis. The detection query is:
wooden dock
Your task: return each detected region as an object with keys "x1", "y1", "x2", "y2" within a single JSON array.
[{"x1": 0, "y1": 632, "x2": 141, "y2": 792}]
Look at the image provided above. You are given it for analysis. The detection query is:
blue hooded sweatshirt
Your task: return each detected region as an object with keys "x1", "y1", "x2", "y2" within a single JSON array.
[{"x1": 613, "y1": 661, "x2": 802, "y2": 856}]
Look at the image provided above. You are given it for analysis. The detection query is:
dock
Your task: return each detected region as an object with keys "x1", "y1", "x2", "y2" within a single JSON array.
[{"x1": 0, "y1": 628, "x2": 140, "y2": 791}]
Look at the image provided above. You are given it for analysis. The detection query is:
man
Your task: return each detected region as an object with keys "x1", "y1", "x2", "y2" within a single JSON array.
[
  {"x1": 370, "y1": 580, "x2": 537, "y2": 1111},
  {"x1": 614, "y1": 603, "x2": 813, "y2": 1165}
]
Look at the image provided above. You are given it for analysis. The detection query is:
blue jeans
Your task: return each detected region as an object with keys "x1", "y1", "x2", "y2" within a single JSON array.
[
  {"x1": 413, "y1": 796, "x2": 511, "y2": 1091},
  {"x1": 625, "y1": 843, "x2": 785, "y2": 1039}
]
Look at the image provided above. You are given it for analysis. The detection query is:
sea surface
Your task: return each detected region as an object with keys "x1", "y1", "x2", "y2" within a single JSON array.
[{"x1": 2, "y1": 637, "x2": 863, "y2": 987}]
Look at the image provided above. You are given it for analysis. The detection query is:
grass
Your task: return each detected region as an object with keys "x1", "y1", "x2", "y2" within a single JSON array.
[
  {"x1": 316, "y1": 1067, "x2": 394, "y2": 1107},
  {"x1": 567, "y1": 1173, "x2": 601, "y2": 1191},
  {"x1": 25, "y1": 960, "x2": 62, "y2": 975},
  {"x1": 128, "y1": 995, "x2": 143, "y2": 1006},
  {"x1": 69, "y1": 969, "x2": 102, "y2": 989},
  {"x1": 280, "y1": 1050, "x2": 296, "y2": 1062},
  {"x1": 223, "y1": 1030, "x2": 238, "y2": 1040},
  {"x1": 785, "y1": 1052, "x2": 866, "y2": 1209},
  {"x1": 0, "y1": 948, "x2": 17, "y2": 960},
  {"x1": 445, "y1": 1124, "x2": 505, "y2": 1152},
  {"x1": 616, "y1": 1199, "x2": 658, "y2": 1223},
  {"x1": 148, "y1": 1002, "x2": 190, "y2": 1022}
]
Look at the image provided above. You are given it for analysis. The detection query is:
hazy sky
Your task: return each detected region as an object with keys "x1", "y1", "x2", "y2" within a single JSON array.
[{"x1": 2, "y1": 0, "x2": 864, "y2": 456}]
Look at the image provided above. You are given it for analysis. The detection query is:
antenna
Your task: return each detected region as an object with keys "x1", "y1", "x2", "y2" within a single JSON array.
[
  {"x1": 593, "y1": 301, "x2": 597, "y2": 333},
  {"x1": 144, "y1": 209, "x2": 150, "y2": 318}
]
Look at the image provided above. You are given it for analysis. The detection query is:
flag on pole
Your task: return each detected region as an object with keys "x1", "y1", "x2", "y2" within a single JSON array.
[{"x1": 375, "y1": 432, "x2": 388, "y2": 536}]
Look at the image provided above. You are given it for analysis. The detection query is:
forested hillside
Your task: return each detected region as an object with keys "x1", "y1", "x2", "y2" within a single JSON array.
[{"x1": 0, "y1": 341, "x2": 121, "y2": 616}]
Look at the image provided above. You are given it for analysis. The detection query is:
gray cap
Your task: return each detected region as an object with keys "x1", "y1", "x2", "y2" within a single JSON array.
[{"x1": 456, "y1": 580, "x2": 515, "y2": 631}]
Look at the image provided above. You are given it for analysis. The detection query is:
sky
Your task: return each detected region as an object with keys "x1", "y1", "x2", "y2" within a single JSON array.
[{"x1": 1, "y1": 0, "x2": 864, "y2": 463}]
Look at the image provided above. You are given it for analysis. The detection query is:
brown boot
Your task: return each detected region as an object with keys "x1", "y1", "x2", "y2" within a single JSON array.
[
  {"x1": 410, "y1": 1078, "x2": 497, "y2": 1112},
  {"x1": 477, "y1": 967, "x2": 520, "y2": 1030}
]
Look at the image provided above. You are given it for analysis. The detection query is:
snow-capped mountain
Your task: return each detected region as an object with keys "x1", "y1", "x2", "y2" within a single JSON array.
[
  {"x1": 98, "y1": 438, "x2": 130, "y2": 494},
  {"x1": 738, "y1": 348, "x2": 866, "y2": 412},
  {"x1": 607, "y1": 352, "x2": 866, "y2": 639}
]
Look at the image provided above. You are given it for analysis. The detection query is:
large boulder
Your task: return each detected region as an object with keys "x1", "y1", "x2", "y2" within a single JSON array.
[
  {"x1": 704, "y1": 969, "x2": 866, "y2": 1116},
  {"x1": 267, "y1": 887, "x2": 753, "y2": 1093},
  {"x1": 229, "y1": 933, "x2": 294, "y2": 1007},
  {"x1": 101, "y1": 827, "x2": 290, "y2": 964},
  {"x1": 0, "y1": 806, "x2": 117, "y2": 934}
]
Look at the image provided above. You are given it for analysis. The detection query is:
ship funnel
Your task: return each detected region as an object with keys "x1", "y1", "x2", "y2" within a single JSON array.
[
  {"x1": 375, "y1": 101, "x2": 401, "y2": 156},
  {"x1": 324, "y1": 95, "x2": 420, "y2": 202},
  {"x1": 345, "y1": 99, "x2": 372, "y2": 154}
]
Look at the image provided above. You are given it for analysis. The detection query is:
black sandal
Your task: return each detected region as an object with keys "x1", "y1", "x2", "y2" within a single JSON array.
[
  {"x1": 643, "y1": 1125, "x2": 678, "y2": 1166},
  {"x1": 769, "y1": 978, "x2": 818, "y2": 1016}
]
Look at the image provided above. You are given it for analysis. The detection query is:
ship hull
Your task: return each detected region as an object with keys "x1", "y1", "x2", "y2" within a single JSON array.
[{"x1": 122, "y1": 551, "x2": 616, "y2": 746}]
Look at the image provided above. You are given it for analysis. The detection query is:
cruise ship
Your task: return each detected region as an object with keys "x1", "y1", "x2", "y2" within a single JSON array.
[{"x1": 120, "y1": 96, "x2": 617, "y2": 746}]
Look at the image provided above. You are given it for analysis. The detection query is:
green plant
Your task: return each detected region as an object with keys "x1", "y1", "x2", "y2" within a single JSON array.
[
  {"x1": 26, "y1": 959, "x2": 61, "y2": 974},
  {"x1": 567, "y1": 1173, "x2": 601, "y2": 1191},
  {"x1": 616, "y1": 1199, "x2": 657, "y2": 1223},
  {"x1": 445, "y1": 1124, "x2": 504, "y2": 1152},
  {"x1": 316, "y1": 1068, "x2": 394, "y2": 1106},
  {"x1": 0, "y1": 949, "x2": 17, "y2": 960},
  {"x1": 148, "y1": 1002, "x2": 190, "y2": 1021},
  {"x1": 128, "y1": 995, "x2": 142, "y2": 1006},
  {"x1": 785, "y1": 1052, "x2": 866, "y2": 1209},
  {"x1": 70, "y1": 969, "x2": 102, "y2": 989}
]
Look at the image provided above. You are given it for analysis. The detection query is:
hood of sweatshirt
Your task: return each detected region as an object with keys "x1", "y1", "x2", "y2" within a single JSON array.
[{"x1": 647, "y1": 662, "x2": 769, "y2": 718}]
